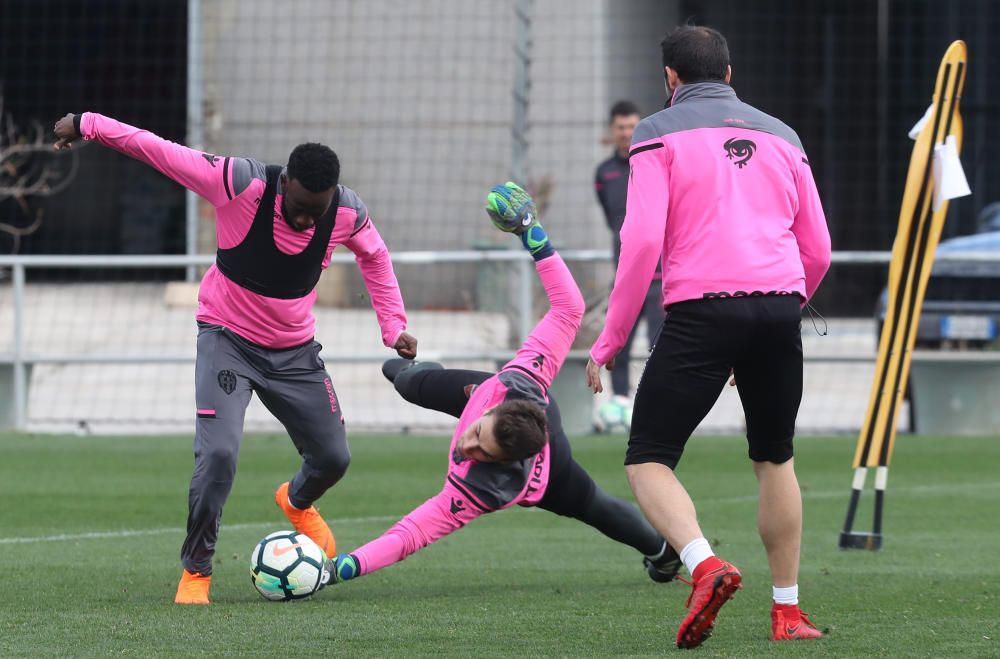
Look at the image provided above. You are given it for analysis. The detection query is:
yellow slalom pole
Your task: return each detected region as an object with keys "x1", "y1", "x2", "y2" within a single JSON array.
[{"x1": 841, "y1": 41, "x2": 967, "y2": 550}]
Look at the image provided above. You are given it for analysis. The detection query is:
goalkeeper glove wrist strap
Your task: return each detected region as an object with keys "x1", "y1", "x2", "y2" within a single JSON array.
[
  {"x1": 332, "y1": 553, "x2": 361, "y2": 583},
  {"x1": 521, "y1": 224, "x2": 554, "y2": 261}
]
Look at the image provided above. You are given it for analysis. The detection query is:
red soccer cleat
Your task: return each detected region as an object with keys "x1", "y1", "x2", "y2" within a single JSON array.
[
  {"x1": 771, "y1": 603, "x2": 824, "y2": 640},
  {"x1": 675, "y1": 558, "x2": 742, "y2": 649}
]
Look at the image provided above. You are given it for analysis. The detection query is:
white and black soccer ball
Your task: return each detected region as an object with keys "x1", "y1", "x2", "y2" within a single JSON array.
[
  {"x1": 593, "y1": 396, "x2": 633, "y2": 434},
  {"x1": 250, "y1": 531, "x2": 328, "y2": 601}
]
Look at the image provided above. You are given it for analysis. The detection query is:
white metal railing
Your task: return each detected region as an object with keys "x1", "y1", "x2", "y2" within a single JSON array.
[{"x1": 1, "y1": 249, "x2": 997, "y2": 431}]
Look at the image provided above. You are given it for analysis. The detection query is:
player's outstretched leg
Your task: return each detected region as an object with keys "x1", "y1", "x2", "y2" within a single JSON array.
[
  {"x1": 675, "y1": 558, "x2": 743, "y2": 649},
  {"x1": 274, "y1": 481, "x2": 337, "y2": 558},
  {"x1": 625, "y1": 464, "x2": 742, "y2": 650},
  {"x1": 381, "y1": 357, "x2": 425, "y2": 383},
  {"x1": 384, "y1": 359, "x2": 491, "y2": 419},
  {"x1": 255, "y1": 345, "x2": 351, "y2": 560},
  {"x1": 576, "y1": 486, "x2": 682, "y2": 583},
  {"x1": 176, "y1": 324, "x2": 255, "y2": 604},
  {"x1": 536, "y1": 451, "x2": 681, "y2": 583},
  {"x1": 644, "y1": 543, "x2": 682, "y2": 583}
]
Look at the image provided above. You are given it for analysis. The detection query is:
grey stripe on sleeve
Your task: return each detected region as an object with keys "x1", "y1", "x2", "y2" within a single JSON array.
[
  {"x1": 497, "y1": 370, "x2": 548, "y2": 408},
  {"x1": 632, "y1": 117, "x2": 664, "y2": 145},
  {"x1": 229, "y1": 158, "x2": 267, "y2": 198},
  {"x1": 338, "y1": 185, "x2": 370, "y2": 232}
]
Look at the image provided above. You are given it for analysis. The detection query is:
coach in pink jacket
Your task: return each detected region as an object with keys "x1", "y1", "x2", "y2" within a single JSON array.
[
  {"x1": 53, "y1": 112, "x2": 417, "y2": 604},
  {"x1": 584, "y1": 27, "x2": 831, "y2": 647}
]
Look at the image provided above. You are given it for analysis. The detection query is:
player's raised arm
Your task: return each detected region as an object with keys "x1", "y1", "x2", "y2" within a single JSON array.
[
  {"x1": 53, "y1": 112, "x2": 232, "y2": 208},
  {"x1": 486, "y1": 182, "x2": 585, "y2": 392}
]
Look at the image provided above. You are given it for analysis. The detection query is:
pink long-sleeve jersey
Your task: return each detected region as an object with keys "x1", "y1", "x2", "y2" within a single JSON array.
[
  {"x1": 590, "y1": 82, "x2": 832, "y2": 366},
  {"x1": 351, "y1": 253, "x2": 584, "y2": 576},
  {"x1": 80, "y1": 113, "x2": 407, "y2": 349}
]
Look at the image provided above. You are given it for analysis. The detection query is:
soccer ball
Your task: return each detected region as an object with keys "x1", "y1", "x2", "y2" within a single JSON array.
[
  {"x1": 593, "y1": 396, "x2": 633, "y2": 434},
  {"x1": 250, "y1": 531, "x2": 328, "y2": 601}
]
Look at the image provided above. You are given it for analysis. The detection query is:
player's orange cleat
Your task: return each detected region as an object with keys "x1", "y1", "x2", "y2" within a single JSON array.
[
  {"x1": 675, "y1": 558, "x2": 742, "y2": 649},
  {"x1": 174, "y1": 569, "x2": 211, "y2": 604},
  {"x1": 275, "y1": 482, "x2": 337, "y2": 558},
  {"x1": 771, "y1": 603, "x2": 824, "y2": 640}
]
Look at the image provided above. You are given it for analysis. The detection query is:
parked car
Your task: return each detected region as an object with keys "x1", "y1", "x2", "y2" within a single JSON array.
[{"x1": 876, "y1": 229, "x2": 1000, "y2": 350}]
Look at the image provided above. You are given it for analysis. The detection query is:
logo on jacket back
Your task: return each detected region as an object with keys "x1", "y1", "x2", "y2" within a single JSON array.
[{"x1": 723, "y1": 138, "x2": 756, "y2": 168}]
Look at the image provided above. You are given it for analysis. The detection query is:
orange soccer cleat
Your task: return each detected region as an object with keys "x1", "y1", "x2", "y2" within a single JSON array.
[
  {"x1": 771, "y1": 603, "x2": 824, "y2": 641},
  {"x1": 675, "y1": 558, "x2": 742, "y2": 649},
  {"x1": 174, "y1": 569, "x2": 211, "y2": 605},
  {"x1": 274, "y1": 482, "x2": 337, "y2": 558}
]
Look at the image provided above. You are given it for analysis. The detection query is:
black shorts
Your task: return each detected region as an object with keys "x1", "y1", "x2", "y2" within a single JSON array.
[{"x1": 626, "y1": 295, "x2": 803, "y2": 469}]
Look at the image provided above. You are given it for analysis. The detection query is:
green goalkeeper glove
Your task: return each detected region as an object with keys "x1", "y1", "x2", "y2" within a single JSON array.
[
  {"x1": 485, "y1": 181, "x2": 536, "y2": 234},
  {"x1": 321, "y1": 553, "x2": 360, "y2": 588},
  {"x1": 485, "y1": 182, "x2": 554, "y2": 260}
]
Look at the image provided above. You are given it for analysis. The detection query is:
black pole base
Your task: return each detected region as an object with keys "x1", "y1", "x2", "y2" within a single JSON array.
[{"x1": 839, "y1": 531, "x2": 883, "y2": 551}]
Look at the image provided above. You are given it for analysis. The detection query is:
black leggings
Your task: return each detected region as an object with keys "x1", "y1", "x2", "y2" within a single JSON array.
[{"x1": 393, "y1": 364, "x2": 664, "y2": 557}]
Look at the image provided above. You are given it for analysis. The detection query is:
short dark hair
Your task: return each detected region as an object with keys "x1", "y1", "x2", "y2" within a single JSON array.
[
  {"x1": 660, "y1": 25, "x2": 730, "y2": 83},
  {"x1": 609, "y1": 100, "x2": 641, "y2": 123},
  {"x1": 490, "y1": 399, "x2": 548, "y2": 462},
  {"x1": 287, "y1": 142, "x2": 340, "y2": 193}
]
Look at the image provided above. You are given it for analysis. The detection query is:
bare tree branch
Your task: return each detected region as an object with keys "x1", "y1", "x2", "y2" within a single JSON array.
[{"x1": 0, "y1": 96, "x2": 84, "y2": 253}]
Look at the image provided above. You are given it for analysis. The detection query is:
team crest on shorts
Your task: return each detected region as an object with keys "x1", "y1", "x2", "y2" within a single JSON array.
[{"x1": 217, "y1": 369, "x2": 237, "y2": 395}]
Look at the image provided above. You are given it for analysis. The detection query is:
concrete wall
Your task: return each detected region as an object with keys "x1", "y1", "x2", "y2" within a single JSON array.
[{"x1": 197, "y1": 0, "x2": 678, "y2": 308}]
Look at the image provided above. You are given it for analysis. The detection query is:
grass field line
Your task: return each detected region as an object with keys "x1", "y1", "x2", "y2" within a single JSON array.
[
  {"x1": 0, "y1": 514, "x2": 402, "y2": 545},
  {"x1": 709, "y1": 478, "x2": 1000, "y2": 505},
  {"x1": 3, "y1": 479, "x2": 996, "y2": 546}
]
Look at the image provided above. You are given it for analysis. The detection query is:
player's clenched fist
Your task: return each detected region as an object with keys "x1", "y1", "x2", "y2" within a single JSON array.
[
  {"x1": 393, "y1": 331, "x2": 418, "y2": 360},
  {"x1": 53, "y1": 113, "x2": 81, "y2": 150}
]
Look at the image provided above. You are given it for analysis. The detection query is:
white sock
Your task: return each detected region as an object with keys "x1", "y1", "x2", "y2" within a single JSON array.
[
  {"x1": 645, "y1": 540, "x2": 668, "y2": 562},
  {"x1": 679, "y1": 538, "x2": 714, "y2": 576},
  {"x1": 773, "y1": 584, "x2": 799, "y2": 605}
]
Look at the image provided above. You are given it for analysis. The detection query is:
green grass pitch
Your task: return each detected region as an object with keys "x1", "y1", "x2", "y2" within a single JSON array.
[{"x1": 0, "y1": 431, "x2": 996, "y2": 657}]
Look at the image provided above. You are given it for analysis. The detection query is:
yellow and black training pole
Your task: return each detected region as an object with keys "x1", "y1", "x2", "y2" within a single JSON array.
[{"x1": 840, "y1": 40, "x2": 968, "y2": 551}]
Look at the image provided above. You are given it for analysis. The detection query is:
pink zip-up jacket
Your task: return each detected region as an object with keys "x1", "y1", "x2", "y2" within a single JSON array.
[
  {"x1": 79, "y1": 113, "x2": 408, "y2": 349},
  {"x1": 351, "y1": 253, "x2": 584, "y2": 576},
  {"x1": 590, "y1": 82, "x2": 832, "y2": 365}
]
